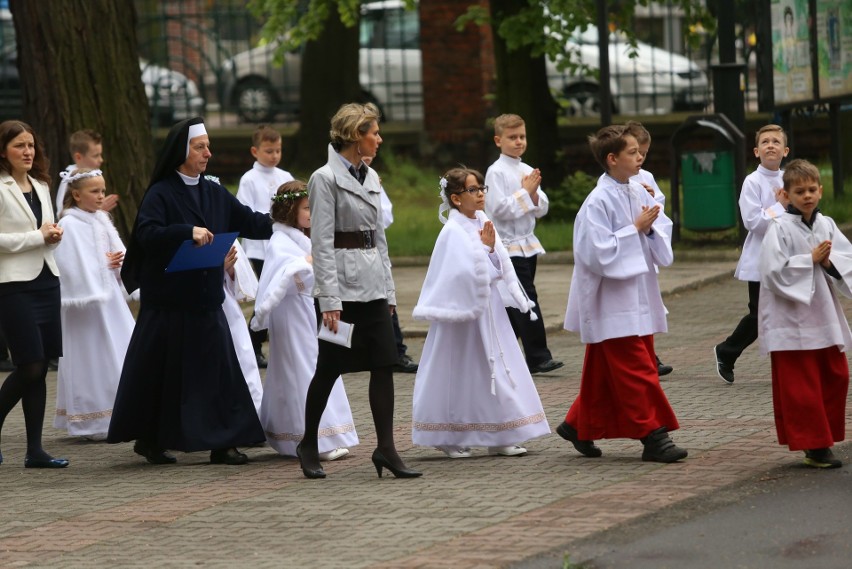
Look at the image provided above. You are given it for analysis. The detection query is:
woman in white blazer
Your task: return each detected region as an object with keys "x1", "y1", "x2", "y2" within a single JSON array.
[
  {"x1": 0, "y1": 120, "x2": 68, "y2": 469},
  {"x1": 297, "y1": 102, "x2": 420, "y2": 480}
]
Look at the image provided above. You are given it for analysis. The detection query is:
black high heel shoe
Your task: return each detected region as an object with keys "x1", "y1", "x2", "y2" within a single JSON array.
[
  {"x1": 371, "y1": 449, "x2": 422, "y2": 479},
  {"x1": 296, "y1": 443, "x2": 326, "y2": 479}
]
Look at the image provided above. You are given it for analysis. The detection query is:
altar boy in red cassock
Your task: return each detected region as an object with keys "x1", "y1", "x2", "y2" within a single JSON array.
[
  {"x1": 556, "y1": 124, "x2": 687, "y2": 463},
  {"x1": 758, "y1": 159, "x2": 851, "y2": 469}
]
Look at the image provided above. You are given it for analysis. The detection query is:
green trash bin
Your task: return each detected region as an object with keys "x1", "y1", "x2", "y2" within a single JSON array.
[{"x1": 680, "y1": 150, "x2": 737, "y2": 231}]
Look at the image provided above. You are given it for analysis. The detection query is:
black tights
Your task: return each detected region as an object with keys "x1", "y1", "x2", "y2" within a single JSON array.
[
  {"x1": 301, "y1": 365, "x2": 402, "y2": 468},
  {"x1": 0, "y1": 360, "x2": 51, "y2": 459}
]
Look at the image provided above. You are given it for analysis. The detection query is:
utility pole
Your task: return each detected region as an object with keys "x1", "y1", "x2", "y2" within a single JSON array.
[{"x1": 712, "y1": 0, "x2": 746, "y2": 132}]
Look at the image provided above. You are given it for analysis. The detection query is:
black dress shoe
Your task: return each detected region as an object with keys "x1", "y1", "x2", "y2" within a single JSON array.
[
  {"x1": 134, "y1": 440, "x2": 177, "y2": 464},
  {"x1": 529, "y1": 359, "x2": 564, "y2": 374},
  {"x1": 393, "y1": 354, "x2": 418, "y2": 374},
  {"x1": 256, "y1": 353, "x2": 268, "y2": 369},
  {"x1": 656, "y1": 355, "x2": 673, "y2": 377},
  {"x1": 24, "y1": 455, "x2": 69, "y2": 469},
  {"x1": 713, "y1": 345, "x2": 735, "y2": 384},
  {"x1": 556, "y1": 422, "x2": 602, "y2": 458},
  {"x1": 210, "y1": 447, "x2": 248, "y2": 465}
]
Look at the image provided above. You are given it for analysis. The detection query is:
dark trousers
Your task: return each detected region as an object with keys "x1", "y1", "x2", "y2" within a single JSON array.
[
  {"x1": 249, "y1": 259, "x2": 267, "y2": 355},
  {"x1": 391, "y1": 310, "x2": 407, "y2": 358},
  {"x1": 716, "y1": 281, "x2": 760, "y2": 365},
  {"x1": 0, "y1": 328, "x2": 8, "y2": 361},
  {"x1": 506, "y1": 255, "x2": 552, "y2": 367}
]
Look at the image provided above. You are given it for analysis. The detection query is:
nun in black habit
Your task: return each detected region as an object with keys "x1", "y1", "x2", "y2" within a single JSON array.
[{"x1": 107, "y1": 117, "x2": 272, "y2": 465}]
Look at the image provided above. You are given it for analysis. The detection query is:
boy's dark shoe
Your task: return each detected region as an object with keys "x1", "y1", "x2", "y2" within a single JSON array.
[
  {"x1": 803, "y1": 448, "x2": 842, "y2": 469},
  {"x1": 529, "y1": 359, "x2": 564, "y2": 374},
  {"x1": 0, "y1": 358, "x2": 14, "y2": 373},
  {"x1": 134, "y1": 440, "x2": 177, "y2": 465},
  {"x1": 556, "y1": 421, "x2": 602, "y2": 457},
  {"x1": 713, "y1": 345, "x2": 734, "y2": 384},
  {"x1": 656, "y1": 355, "x2": 673, "y2": 377},
  {"x1": 641, "y1": 427, "x2": 688, "y2": 463},
  {"x1": 255, "y1": 353, "x2": 268, "y2": 369},
  {"x1": 393, "y1": 354, "x2": 418, "y2": 374}
]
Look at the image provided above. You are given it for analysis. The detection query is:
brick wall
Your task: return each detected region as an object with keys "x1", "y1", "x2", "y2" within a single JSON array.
[{"x1": 419, "y1": 0, "x2": 496, "y2": 168}]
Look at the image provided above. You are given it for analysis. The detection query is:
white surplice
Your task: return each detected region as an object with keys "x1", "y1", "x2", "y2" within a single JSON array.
[
  {"x1": 411, "y1": 209, "x2": 550, "y2": 448},
  {"x1": 222, "y1": 240, "x2": 264, "y2": 415},
  {"x1": 236, "y1": 162, "x2": 295, "y2": 261},
  {"x1": 735, "y1": 165, "x2": 786, "y2": 281},
  {"x1": 565, "y1": 175, "x2": 673, "y2": 344},
  {"x1": 758, "y1": 211, "x2": 852, "y2": 355},
  {"x1": 252, "y1": 223, "x2": 358, "y2": 455},
  {"x1": 54, "y1": 208, "x2": 135, "y2": 436}
]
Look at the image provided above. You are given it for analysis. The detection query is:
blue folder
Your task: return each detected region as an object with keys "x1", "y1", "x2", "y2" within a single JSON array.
[{"x1": 165, "y1": 232, "x2": 239, "y2": 273}]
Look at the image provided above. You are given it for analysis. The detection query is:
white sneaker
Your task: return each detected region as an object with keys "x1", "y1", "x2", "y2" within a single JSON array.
[
  {"x1": 488, "y1": 445, "x2": 527, "y2": 456},
  {"x1": 436, "y1": 446, "x2": 472, "y2": 459},
  {"x1": 318, "y1": 448, "x2": 350, "y2": 461}
]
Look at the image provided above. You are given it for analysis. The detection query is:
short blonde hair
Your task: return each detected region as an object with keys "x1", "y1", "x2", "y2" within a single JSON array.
[
  {"x1": 493, "y1": 113, "x2": 525, "y2": 136},
  {"x1": 755, "y1": 124, "x2": 787, "y2": 147},
  {"x1": 329, "y1": 102, "x2": 381, "y2": 151},
  {"x1": 782, "y1": 159, "x2": 820, "y2": 191}
]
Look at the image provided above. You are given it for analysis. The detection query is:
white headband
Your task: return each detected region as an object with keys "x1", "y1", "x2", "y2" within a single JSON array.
[
  {"x1": 59, "y1": 168, "x2": 103, "y2": 186},
  {"x1": 186, "y1": 123, "x2": 208, "y2": 158}
]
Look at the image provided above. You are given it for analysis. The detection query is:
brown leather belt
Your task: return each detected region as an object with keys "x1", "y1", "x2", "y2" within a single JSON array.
[{"x1": 334, "y1": 230, "x2": 376, "y2": 249}]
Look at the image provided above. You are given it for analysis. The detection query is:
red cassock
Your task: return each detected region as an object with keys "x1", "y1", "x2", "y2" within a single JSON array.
[
  {"x1": 565, "y1": 334, "x2": 679, "y2": 440},
  {"x1": 770, "y1": 347, "x2": 849, "y2": 451}
]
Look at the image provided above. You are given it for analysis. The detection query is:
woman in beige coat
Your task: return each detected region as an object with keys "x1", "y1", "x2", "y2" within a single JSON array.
[
  {"x1": 297, "y1": 102, "x2": 420, "y2": 480},
  {"x1": 0, "y1": 120, "x2": 68, "y2": 468}
]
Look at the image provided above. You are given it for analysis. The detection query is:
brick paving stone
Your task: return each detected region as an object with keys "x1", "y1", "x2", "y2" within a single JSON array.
[{"x1": 1, "y1": 262, "x2": 851, "y2": 568}]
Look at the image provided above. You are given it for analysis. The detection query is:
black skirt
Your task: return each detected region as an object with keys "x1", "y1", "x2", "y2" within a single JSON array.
[
  {"x1": 315, "y1": 298, "x2": 398, "y2": 376},
  {"x1": 0, "y1": 285, "x2": 61, "y2": 365},
  {"x1": 107, "y1": 306, "x2": 264, "y2": 452}
]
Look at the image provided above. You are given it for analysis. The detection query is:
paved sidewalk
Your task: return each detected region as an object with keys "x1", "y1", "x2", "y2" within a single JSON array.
[{"x1": 1, "y1": 256, "x2": 851, "y2": 568}]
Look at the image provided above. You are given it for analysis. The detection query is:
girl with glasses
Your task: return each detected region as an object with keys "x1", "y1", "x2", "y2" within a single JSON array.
[{"x1": 410, "y1": 167, "x2": 550, "y2": 459}]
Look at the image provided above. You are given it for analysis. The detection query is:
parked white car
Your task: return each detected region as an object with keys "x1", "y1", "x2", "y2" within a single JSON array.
[
  {"x1": 219, "y1": 0, "x2": 421, "y2": 122},
  {"x1": 546, "y1": 27, "x2": 709, "y2": 116}
]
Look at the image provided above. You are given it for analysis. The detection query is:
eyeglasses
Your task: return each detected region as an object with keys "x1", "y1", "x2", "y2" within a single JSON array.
[{"x1": 455, "y1": 185, "x2": 488, "y2": 195}]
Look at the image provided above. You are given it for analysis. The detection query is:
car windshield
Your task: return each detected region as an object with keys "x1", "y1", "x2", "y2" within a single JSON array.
[{"x1": 360, "y1": 6, "x2": 418, "y2": 49}]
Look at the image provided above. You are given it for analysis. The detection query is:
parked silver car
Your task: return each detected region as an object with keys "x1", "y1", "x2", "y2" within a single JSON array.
[{"x1": 219, "y1": 0, "x2": 421, "y2": 122}]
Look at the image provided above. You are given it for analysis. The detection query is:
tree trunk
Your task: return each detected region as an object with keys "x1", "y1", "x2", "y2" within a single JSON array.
[
  {"x1": 489, "y1": 0, "x2": 564, "y2": 181},
  {"x1": 9, "y1": 0, "x2": 153, "y2": 237},
  {"x1": 295, "y1": 10, "x2": 361, "y2": 171}
]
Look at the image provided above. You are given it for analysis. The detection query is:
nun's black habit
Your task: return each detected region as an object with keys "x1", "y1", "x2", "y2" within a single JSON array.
[{"x1": 108, "y1": 117, "x2": 272, "y2": 452}]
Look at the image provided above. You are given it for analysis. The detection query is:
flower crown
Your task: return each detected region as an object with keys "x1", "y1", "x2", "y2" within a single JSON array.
[
  {"x1": 271, "y1": 189, "x2": 309, "y2": 204},
  {"x1": 59, "y1": 169, "x2": 103, "y2": 186}
]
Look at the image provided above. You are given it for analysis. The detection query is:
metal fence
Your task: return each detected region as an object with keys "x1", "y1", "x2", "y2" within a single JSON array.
[{"x1": 0, "y1": 2, "x2": 768, "y2": 129}]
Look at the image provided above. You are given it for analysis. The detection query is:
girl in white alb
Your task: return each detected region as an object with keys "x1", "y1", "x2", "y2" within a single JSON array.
[
  {"x1": 53, "y1": 169, "x2": 135, "y2": 439},
  {"x1": 252, "y1": 181, "x2": 358, "y2": 460},
  {"x1": 411, "y1": 167, "x2": 550, "y2": 458}
]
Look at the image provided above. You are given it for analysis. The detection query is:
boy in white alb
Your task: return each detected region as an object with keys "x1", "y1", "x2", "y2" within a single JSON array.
[
  {"x1": 55, "y1": 130, "x2": 116, "y2": 216},
  {"x1": 236, "y1": 125, "x2": 294, "y2": 368},
  {"x1": 484, "y1": 114, "x2": 562, "y2": 375},
  {"x1": 714, "y1": 125, "x2": 789, "y2": 384},
  {"x1": 758, "y1": 159, "x2": 851, "y2": 469},
  {"x1": 557, "y1": 125, "x2": 687, "y2": 463},
  {"x1": 626, "y1": 121, "x2": 672, "y2": 377}
]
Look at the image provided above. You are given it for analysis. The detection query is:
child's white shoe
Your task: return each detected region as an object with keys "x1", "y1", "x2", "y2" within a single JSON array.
[
  {"x1": 487, "y1": 445, "x2": 527, "y2": 456},
  {"x1": 318, "y1": 448, "x2": 349, "y2": 461},
  {"x1": 436, "y1": 446, "x2": 472, "y2": 459}
]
